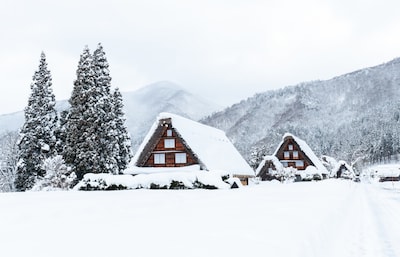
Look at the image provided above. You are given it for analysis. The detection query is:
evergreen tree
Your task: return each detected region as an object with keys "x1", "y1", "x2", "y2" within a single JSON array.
[
  {"x1": 55, "y1": 110, "x2": 68, "y2": 154},
  {"x1": 15, "y1": 52, "x2": 58, "y2": 191},
  {"x1": 91, "y1": 43, "x2": 119, "y2": 175},
  {"x1": 63, "y1": 46, "x2": 97, "y2": 179},
  {"x1": 112, "y1": 88, "x2": 133, "y2": 173}
]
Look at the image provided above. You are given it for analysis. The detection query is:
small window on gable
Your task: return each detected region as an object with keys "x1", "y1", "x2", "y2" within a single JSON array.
[
  {"x1": 167, "y1": 129, "x2": 172, "y2": 137},
  {"x1": 288, "y1": 144, "x2": 294, "y2": 150},
  {"x1": 293, "y1": 151, "x2": 299, "y2": 158},
  {"x1": 164, "y1": 139, "x2": 175, "y2": 148},
  {"x1": 284, "y1": 151, "x2": 290, "y2": 158},
  {"x1": 175, "y1": 153, "x2": 187, "y2": 164},
  {"x1": 154, "y1": 153, "x2": 165, "y2": 164}
]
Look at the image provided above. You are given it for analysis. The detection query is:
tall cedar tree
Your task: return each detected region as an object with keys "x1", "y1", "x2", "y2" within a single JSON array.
[
  {"x1": 64, "y1": 44, "x2": 125, "y2": 179},
  {"x1": 15, "y1": 53, "x2": 58, "y2": 191},
  {"x1": 91, "y1": 43, "x2": 119, "y2": 175},
  {"x1": 112, "y1": 88, "x2": 133, "y2": 173},
  {"x1": 63, "y1": 46, "x2": 97, "y2": 179}
]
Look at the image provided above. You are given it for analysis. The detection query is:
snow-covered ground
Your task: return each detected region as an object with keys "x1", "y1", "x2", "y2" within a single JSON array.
[{"x1": 1, "y1": 180, "x2": 400, "y2": 257}]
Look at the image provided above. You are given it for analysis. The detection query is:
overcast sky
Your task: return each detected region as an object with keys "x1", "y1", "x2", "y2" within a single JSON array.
[{"x1": 1, "y1": 0, "x2": 400, "y2": 115}]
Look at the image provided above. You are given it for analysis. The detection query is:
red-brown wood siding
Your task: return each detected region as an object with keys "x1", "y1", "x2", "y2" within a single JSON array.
[
  {"x1": 143, "y1": 126, "x2": 199, "y2": 167},
  {"x1": 275, "y1": 138, "x2": 313, "y2": 170}
]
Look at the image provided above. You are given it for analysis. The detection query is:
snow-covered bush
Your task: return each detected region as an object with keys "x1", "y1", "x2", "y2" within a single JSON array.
[
  {"x1": 32, "y1": 155, "x2": 76, "y2": 191},
  {"x1": 295, "y1": 166, "x2": 322, "y2": 181},
  {"x1": 74, "y1": 171, "x2": 231, "y2": 191}
]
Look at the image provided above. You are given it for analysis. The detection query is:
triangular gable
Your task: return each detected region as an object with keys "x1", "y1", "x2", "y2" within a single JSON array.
[
  {"x1": 135, "y1": 117, "x2": 203, "y2": 169},
  {"x1": 332, "y1": 161, "x2": 354, "y2": 178},
  {"x1": 131, "y1": 113, "x2": 254, "y2": 177},
  {"x1": 273, "y1": 133, "x2": 328, "y2": 174},
  {"x1": 256, "y1": 155, "x2": 283, "y2": 178}
]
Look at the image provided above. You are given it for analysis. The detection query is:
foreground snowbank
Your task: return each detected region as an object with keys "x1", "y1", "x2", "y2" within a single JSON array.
[
  {"x1": 74, "y1": 170, "x2": 231, "y2": 190},
  {"x1": 3, "y1": 180, "x2": 399, "y2": 257}
]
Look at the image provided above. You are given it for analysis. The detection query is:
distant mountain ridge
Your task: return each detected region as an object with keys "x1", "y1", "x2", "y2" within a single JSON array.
[
  {"x1": 202, "y1": 58, "x2": 400, "y2": 166},
  {"x1": 0, "y1": 81, "x2": 222, "y2": 153}
]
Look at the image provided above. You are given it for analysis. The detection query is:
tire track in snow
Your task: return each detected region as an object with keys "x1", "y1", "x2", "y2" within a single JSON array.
[
  {"x1": 361, "y1": 184, "x2": 400, "y2": 257},
  {"x1": 315, "y1": 182, "x2": 400, "y2": 257}
]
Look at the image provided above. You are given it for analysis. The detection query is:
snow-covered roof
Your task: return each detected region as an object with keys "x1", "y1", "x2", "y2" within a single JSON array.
[
  {"x1": 274, "y1": 133, "x2": 328, "y2": 174},
  {"x1": 332, "y1": 161, "x2": 354, "y2": 176},
  {"x1": 130, "y1": 112, "x2": 254, "y2": 176},
  {"x1": 370, "y1": 164, "x2": 400, "y2": 177},
  {"x1": 255, "y1": 155, "x2": 284, "y2": 175}
]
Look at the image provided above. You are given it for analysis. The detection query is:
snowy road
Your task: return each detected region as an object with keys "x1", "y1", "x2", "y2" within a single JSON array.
[
  {"x1": 319, "y1": 182, "x2": 400, "y2": 257},
  {"x1": 0, "y1": 180, "x2": 400, "y2": 257}
]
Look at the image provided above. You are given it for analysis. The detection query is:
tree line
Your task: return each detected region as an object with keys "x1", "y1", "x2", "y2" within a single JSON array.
[{"x1": 4, "y1": 44, "x2": 132, "y2": 191}]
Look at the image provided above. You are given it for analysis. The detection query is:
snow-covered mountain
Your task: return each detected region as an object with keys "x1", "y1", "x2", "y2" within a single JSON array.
[
  {"x1": 202, "y1": 58, "x2": 400, "y2": 165},
  {"x1": 0, "y1": 81, "x2": 222, "y2": 152}
]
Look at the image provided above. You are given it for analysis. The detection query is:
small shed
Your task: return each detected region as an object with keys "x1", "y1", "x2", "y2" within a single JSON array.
[
  {"x1": 331, "y1": 161, "x2": 355, "y2": 179},
  {"x1": 127, "y1": 112, "x2": 254, "y2": 185},
  {"x1": 371, "y1": 165, "x2": 400, "y2": 182},
  {"x1": 256, "y1": 155, "x2": 285, "y2": 181}
]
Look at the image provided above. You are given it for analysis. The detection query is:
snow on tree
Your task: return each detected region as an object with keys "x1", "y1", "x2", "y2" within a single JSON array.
[
  {"x1": 91, "y1": 43, "x2": 119, "y2": 175},
  {"x1": 0, "y1": 132, "x2": 19, "y2": 192},
  {"x1": 55, "y1": 110, "x2": 68, "y2": 154},
  {"x1": 249, "y1": 145, "x2": 267, "y2": 170},
  {"x1": 15, "y1": 52, "x2": 58, "y2": 191},
  {"x1": 63, "y1": 46, "x2": 97, "y2": 179},
  {"x1": 31, "y1": 155, "x2": 76, "y2": 191},
  {"x1": 112, "y1": 88, "x2": 133, "y2": 173},
  {"x1": 64, "y1": 44, "x2": 128, "y2": 179}
]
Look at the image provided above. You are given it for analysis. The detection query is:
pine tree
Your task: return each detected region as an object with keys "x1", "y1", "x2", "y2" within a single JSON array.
[
  {"x1": 112, "y1": 88, "x2": 133, "y2": 173},
  {"x1": 63, "y1": 46, "x2": 97, "y2": 179},
  {"x1": 15, "y1": 52, "x2": 58, "y2": 191}
]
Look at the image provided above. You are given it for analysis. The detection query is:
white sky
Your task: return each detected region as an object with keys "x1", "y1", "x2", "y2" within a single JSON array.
[{"x1": 1, "y1": 0, "x2": 400, "y2": 115}]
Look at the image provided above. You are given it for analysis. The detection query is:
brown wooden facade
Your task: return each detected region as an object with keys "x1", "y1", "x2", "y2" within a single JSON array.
[
  {"x1": 275, "y1": 136, "x2": 313, "y2": 170},
  {"x1": 234, "y1": 175, "x2": 249, "y2": 186},
  {"x1": 135, "y1": 116, "x2": 253, "y2": 186},
  {"x1": 257, "y1": 160, "x2": 278, "y2": 181},
  {"x1": 136, "y1": 118, "x2": 202, "y2": 168},
  {"x1": 335, "y1": 163, "x2": 348, "y2": 178}
]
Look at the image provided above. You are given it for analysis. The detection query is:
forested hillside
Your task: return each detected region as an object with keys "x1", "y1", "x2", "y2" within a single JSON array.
[{"x1": 202, "y1": 58, "x2": 400, "y2": 167}]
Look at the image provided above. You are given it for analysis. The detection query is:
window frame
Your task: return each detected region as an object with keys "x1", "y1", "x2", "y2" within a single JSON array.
[
  {"x1": 164, "y1": 138, "x2": 175, "y2": 148},
  {"x1": 166, "y1": 129, "x2": 172, "y2": 137},
  {"x1": 154, "y1": 153, "x2": 166, "y2": 164},
  {"x1": 283, "y1": 151, "x2": 290, "y2": 159},
  {"x1": 295, "y1": 160, "x2": 304, "y2": 168},
  {"x1": 175, "y1": 153, "x2": 187, "y2": 164}
]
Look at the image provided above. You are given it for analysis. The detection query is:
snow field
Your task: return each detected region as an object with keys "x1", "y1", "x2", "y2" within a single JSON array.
[{"x1": 0, "y1": 180, "x2": 399, "y2": 257}]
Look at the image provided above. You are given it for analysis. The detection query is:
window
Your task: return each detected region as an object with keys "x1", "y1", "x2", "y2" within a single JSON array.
[
  {"x1": 295, "y1": 160, "x2": 304, "y2": 167},
  {"x1": 164, "y1": 139, "x2": 175, "y2": 148},
  {"x1": 293, "y1": 151, "x2": 299, "y2": 158},
  {"x1": 288, "y1": 144, "x2": 294, "y2": 150},
  {"x1": 154, "y1": 153, "x2": 165, "y2": 164},
  {"x1": 175, "y1": 153, "x2": 187, "y2": 164},
  {"x1": 282, "y1": 162, "x2": 288, "y2": 167},
  {"x1": 284, "y1": 151, "x2": 290, "y2": 158},
  {"x1": 167, "y1": 129, "x2": 172, "y2": 137}
]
